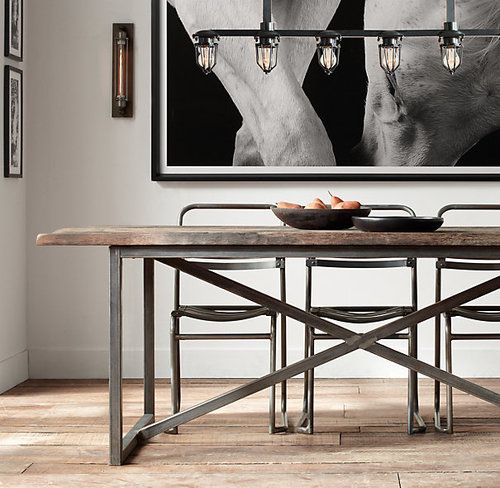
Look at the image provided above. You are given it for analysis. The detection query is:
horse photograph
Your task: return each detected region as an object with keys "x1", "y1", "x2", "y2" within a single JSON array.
[{"x1": 161, "y1": 0, "x2": 500, "y2": 178}]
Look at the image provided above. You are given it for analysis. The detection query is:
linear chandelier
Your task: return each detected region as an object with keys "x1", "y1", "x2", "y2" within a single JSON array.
[{"x1": 192, "y1": 0, "x2": 500, "y2": 77}]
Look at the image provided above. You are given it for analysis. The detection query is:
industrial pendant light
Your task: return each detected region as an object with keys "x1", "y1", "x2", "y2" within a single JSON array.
[
  {"x1": 192, "y1": 1, "x2": 500, "y2": 80},
  {"x1": 378, "y1": 33, "x2": 403, "y2": 75},
  {"x1": 316, "y1": 32, "x2": 341, "y2": 75},
  {"x1": 255, "y1": 28, "x2": 280, "y2": 74},
  {"x1": 255, "y1": 0, "x2": 279, "y2": 74},
  {"x1": 439, "y1": 22, "x2": 463, "y2": 74},
  {"x1": 193, "y1": 31, "x2": 219, "y2": 75}
]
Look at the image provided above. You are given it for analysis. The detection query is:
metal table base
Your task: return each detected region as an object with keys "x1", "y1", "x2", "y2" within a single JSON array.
[{"x1": 109, "y1": 247, "x2": 500, "y2": 466}]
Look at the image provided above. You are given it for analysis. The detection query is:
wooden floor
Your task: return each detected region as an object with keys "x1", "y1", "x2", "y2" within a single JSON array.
[{"x1": 0, "y1": 379, "x2": 499, "y2": 487}]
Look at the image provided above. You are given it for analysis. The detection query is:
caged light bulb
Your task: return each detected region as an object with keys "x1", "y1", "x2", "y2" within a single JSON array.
[
  {"x1": 439, "y1": 22, "x2": 464, "y2": 75},
  {"x1": 378, "y1": 33, "x2": 403, "y2": 75},
  {"x1": 255, "y1": 35, "x2": 279, "y2": 74},
  {"x1": 193, "y1": 32, "x2": 219, "y2": 75},
  {"x1": 316, "y1": 33, "x2": 341, "y2": 75}
]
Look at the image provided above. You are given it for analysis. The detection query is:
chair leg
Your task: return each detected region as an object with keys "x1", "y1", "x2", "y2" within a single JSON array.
[
  {"x1": 169, "y1": 315, "x2": 181, "y2": 434},
  {"x1": 434, "y1": 269, "x2": 443, "y2": 431},
  {"x1": 407, "y1": 328, "x2": 416, "y2": 434},
  {"x1": 279, "y1": 313, "x2": 288, "y2": 432},
  {"x1": 434, "y1": 325, "x2": 442, "y2": 430},
  {"x1": 297, "y1": 326, "x2": 313, "y2": 434},
  {"x1": 279, "y1": 266, "x2": 289, "y2": 432},
  {"x1": 269, "y1": 314, "x2": 277, "y2": 434},
  {"x1": 408, "y1": 325, "x2": 426, "y2": 434},
  {"x1": 444, "y1": 313, "x2": 454, "y2": 434},
  {"x1": 307, "y1": 332, "x2": 315, "y2": 435}
]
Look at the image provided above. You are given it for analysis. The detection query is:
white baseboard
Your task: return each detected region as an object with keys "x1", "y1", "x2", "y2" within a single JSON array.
[
  {"x1": 28, "y1": 347, "x2": 500, "y2": 379},
  {"x1": 0, "y1": 350, "x2": 29, "y2": 393}
]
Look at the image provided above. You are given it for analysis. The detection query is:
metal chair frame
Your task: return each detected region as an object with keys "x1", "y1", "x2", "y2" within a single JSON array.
[
  {"x1": 171, "y1": 204, "x2": 288, "y2": 434},
  {"x1": 298, "y1": 205, "x2": 426, "y2": 435},
  {"x1": 434, "y1": 204, "x2": 500, "y2": 434}
]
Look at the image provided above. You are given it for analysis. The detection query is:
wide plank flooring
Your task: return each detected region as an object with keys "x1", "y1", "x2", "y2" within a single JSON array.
[{"x1": 0, "y1": 378, "x2": 499, "y2": 487}]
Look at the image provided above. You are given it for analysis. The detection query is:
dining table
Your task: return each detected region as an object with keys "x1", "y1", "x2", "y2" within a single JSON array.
[{"x1": 36, "y1": 225, "x2": 500, "y2": 465}]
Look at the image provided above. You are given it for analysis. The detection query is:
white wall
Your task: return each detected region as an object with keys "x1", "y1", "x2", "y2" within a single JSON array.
[
  {"x1": 0, "y1": 1, "x2": 28, "y2": 393},
  {"x1": 26, "y1": 0, "x2": 500, "y2": 379}
]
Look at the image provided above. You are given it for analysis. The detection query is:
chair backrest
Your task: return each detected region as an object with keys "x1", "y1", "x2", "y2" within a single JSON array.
[
  {"x1": 438, "y1": 204, "x2": 500, "y2": 219},
  {"x1": 307, "y1": 257, "x2": 415, "y2": 269},
  {"x1": 178, "y1": 203, "x2": 283, "y2": 269},
  {"x1": 437, "y1": 204, "x2": 500, "y2": 270},
  {"x1": 307, "y1": 204, "x2": 417, "y2": 270},
  {"x1": 306, "y1": 204, "x2": 417, "y2": 309},
  {"x1": 367, "y1": 204, "x2": 416, "y2": 217},
  {"x1": 174, "y1": 203, "x2": 284, "y2": 308},
  {"x1": 179, "y1": 203, "x2": 277, "y2": 226}
]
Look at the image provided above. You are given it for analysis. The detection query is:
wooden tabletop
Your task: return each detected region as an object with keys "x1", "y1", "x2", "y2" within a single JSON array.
[{"x1": 36, "y1": 226, "x2": 500, "y2": 248}]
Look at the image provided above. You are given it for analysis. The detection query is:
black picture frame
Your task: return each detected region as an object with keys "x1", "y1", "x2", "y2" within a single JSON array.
[
  {"x1": 151, "y1": 0, "x2": 500, "y2": 182},
  {"x1": 4, "y1": 0, "x2": 23, "y2": 61},
  {"x1": 151, "y1": 0, "x2": 161, "y2": 181},
  {"x1": 4, "y1": 66, "x2": 23, "y2": 178}
]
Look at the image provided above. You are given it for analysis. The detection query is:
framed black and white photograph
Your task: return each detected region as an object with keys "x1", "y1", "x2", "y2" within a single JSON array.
[
  {"x1": 152, "y1": 0, "x2": 500, "y2": 181},
  {"x1": 5, "y1": 0, "x2": 23, "y2": 61},
  {"x1": 4, "y1": 66, "x2": 23, "y2": 178}
]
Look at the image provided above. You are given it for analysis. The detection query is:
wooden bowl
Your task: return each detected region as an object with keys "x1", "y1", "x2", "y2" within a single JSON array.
[{"x1": 272, "y1": 206, "x2": 371, "y2": 230}]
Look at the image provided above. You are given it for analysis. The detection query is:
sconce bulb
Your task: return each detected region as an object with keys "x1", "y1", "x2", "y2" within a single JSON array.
[
  {"x1": 378, "y1": 34, "x2": 402, "y2": 75},
  {"x1": 117, "y1": 33, "x2": 128, "y2": 106},
  {"x1": 316, "y1": 33, "x2": 341, "y2": 75}
]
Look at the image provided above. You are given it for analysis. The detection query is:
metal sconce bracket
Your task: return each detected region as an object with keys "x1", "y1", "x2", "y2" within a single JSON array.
[{"x1": 112, "y1": 23, "x2": 134, "y2": 118}]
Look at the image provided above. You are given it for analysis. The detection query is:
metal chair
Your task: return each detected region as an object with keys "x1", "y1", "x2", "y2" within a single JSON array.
[
  {"x1": 298, "y1": 205, "x2": 426, "y2": 435},
  {"x1": 170, "y1": 204, "x2": 288, "y2": 434},
  {"x1": 434, "y1": 204, "x2": 500, "y2": 434}
]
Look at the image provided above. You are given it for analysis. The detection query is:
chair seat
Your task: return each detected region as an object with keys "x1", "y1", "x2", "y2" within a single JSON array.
[
  {"x1": 448, "y1": 306, "x2": 500, "y2": 322},
  {"x1": 173, "y1": 305, "x2": 274, "y2": 322},
  {"x1": 310, "y1": 306, "x2": 414, "y2": 324}
]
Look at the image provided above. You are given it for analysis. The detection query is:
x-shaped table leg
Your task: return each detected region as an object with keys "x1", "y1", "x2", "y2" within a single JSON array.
[{"x1": 134, "y1": 258, "x2": 500, "y2": 443}]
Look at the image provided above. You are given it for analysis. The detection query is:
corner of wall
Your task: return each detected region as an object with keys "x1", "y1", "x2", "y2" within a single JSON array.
[{"x1": 0, "y1": 0, "x2": 29, "y2": 393}]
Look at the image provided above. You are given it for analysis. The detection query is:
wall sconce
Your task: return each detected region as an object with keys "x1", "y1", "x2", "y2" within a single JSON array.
[{"x1": 112, "y1": 23, "x2": 134, "y2": 118}]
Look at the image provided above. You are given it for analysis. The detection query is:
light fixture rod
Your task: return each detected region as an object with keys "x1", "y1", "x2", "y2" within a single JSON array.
[
  {"x1": 263, "y1": 0, "x2": 272, "y2": 24},
  {"x1": 195, "y1": 28, "x2": 500, "y2": 39},
  {"x1": 446, "y1": 0, "x2": 456, "y2": 23}
]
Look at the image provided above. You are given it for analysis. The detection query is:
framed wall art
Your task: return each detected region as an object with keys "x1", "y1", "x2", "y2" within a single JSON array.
[
  {"x1": 5, "y1": 0, "x2": 23, "y2": 61},
  {"x1": 152, "y1": 0, "x2": 500, "y2": 181},
  {"x1": 4, "y1": 66, "x2": 23, "y2": 178}
]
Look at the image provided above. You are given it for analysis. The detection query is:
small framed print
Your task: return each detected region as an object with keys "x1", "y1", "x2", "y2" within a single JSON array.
[
  {"x1": 5, "y1": 0, "x2": 23, "y2": 61},
  {"x1": 4, "y1": 66, "x2": 23, "y2": 178}
]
